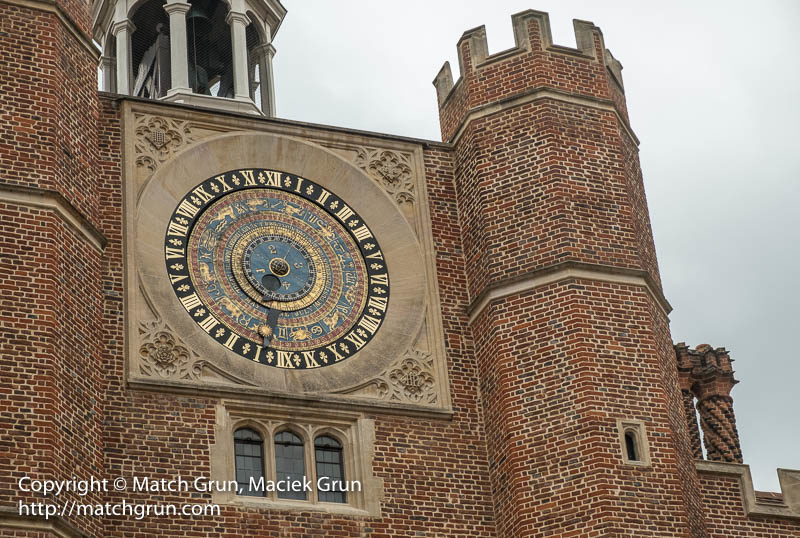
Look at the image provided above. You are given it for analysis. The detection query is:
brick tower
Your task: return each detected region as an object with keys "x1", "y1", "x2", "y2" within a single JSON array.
[
  {"x1": 4, "y1": 2, "x2": 800, "y2": 536},
  {"x1": 0, "y1": 0, "x2": 105, "y2": 534},
  {"x1": 433, "y1": 11, "x2": 707, "y2": 536}
]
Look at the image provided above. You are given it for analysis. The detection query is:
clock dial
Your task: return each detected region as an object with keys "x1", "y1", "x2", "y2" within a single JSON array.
[{"x1": 164, "y1": 169, "x2": 389, "y2": 369}]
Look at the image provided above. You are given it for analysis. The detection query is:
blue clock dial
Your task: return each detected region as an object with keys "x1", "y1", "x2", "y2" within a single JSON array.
[{"x1": 164, "y1": 169, "x2": 389, "y2": 369}]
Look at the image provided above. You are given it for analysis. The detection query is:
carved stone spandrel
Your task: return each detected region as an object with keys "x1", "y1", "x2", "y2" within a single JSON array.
[
  {"x1": 336, "y1": 348, "x2": 438, "y2": 406},
  {"x1": 133, "y1": 114, "x2": 233, "y2": 193},
  {"x1": 353, "y1": 147, "x2": 415, "y2": 206}
]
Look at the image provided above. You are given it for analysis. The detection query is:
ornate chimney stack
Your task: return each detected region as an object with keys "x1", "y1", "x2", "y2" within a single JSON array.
[
  {"x1": 692, "y1": 345, "x2": 743, "y2": 463},
  {"x1": 675, "y1": 342, "x2": 704, "y2": 459},
  {"x1": 674, "y1": 343, "x2": 743, "y2": 463}
]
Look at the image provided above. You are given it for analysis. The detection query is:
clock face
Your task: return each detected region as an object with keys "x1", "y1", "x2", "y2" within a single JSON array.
[{"x1": 164, "y1": 169, "x2": 389, "y2": 369}]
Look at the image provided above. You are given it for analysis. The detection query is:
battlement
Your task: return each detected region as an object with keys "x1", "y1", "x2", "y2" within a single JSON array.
[
  {"x1": 433, "y1": 9, "x2": 625, "y2": 107},
  {"x1": 432, "y1": 9, "x2": 628, "y2": 142},
  {"x1": 696, "y1": 461, "x2": 800, "y2": 521}
]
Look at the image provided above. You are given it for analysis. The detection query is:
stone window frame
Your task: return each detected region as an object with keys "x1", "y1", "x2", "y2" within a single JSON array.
[
  {"x1": 616, "y1": 419, "x2": 651, "y2": 467},
  {"x1": 211, "y1": 400, "x2": 382, "y2": 516}
]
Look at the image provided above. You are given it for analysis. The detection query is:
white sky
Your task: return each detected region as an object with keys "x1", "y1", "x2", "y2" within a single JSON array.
[{"x1": 272, "y1": 0, "x2": 800, "y2": 492}]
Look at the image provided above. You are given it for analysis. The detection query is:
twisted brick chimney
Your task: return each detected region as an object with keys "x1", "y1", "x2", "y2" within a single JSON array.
[{"x1": 674, "y1": 343, "x2": 743, "y2": 463}]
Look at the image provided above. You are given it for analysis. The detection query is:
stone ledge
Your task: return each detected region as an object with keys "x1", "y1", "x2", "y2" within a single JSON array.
[
  {"x1": 467, "y1": 260, "x2": 671, "y2": 325},
  {"x1": 696, "y1": 461, "x2": 800, "y2": 520},
  {"x1": 447, "y1": 86, "x2": 639, "y2": 147},
  {"x1": 0, "y1": 183, "x2": 107, "y2": 252},
  {"x1": 128, "y1": 378, "x2": 454, "y2": 420},
  {"x1": 101, "y1": 93, "x2": 452, "y2": 150}
]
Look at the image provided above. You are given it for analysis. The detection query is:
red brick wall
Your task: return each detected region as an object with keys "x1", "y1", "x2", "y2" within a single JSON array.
[
  {"x1": 4, "y1": 4, "x2": 798, "y2": 536},
  {"x1": 452, "y1": 99, "x2": 650, "y2": 301},
  {"x1": 0, "y1": 4, "x2": 101, "y2": 226},
  {"x1": 1, "y1": 2, "x2": 104, "y2": 535},
  {"x1": 470, "y1": 279, "x2": 707, "y2": 536},
  {"x1": 0, "y1": 205, "x2": 105, "y2": 537},
  {"x1": 698, "y1": 473, "x2": 800, "y2": 537}
]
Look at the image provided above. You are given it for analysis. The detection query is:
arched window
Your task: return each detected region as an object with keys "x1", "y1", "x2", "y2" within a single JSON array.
[
  {"x1": 274, "y1": 430, "x2": 306, "y2": 500},
  {"x1": 315, "y1": 435, "x2": 346, "y2": 503},
  {"x1": 234, "y1": 428, "x2": 264, "y2": 496},
  {"x1": 624, "y1": 431, "x2": 639, "y2": 461}
]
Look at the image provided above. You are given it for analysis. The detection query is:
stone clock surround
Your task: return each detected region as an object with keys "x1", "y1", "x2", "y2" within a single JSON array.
[{"x1": 128, "y1": 124, "x2": 446, "y2": 405}]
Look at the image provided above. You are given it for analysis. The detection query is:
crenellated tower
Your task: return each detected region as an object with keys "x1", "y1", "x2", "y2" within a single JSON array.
[
  {"x1": 434, "y1": 11, "x2": 708, "y2": 536},
  {"x1": 0, "y1": 0, "x2": 106, "y2": 533}
]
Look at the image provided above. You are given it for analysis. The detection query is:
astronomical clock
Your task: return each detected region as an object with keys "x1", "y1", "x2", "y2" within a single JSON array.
[
  {"x1": 127, "y1": 123, "x2": 449, "y2": 410},
  {"x1": 165, "y1": 169, "x2": 388, "y2": 369}
]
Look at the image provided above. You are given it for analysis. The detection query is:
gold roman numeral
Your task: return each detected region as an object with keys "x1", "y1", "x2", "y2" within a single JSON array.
[
  {"x1": 370, "y1": 273, "x2": 388, "y2": 286},
  {"x1": 214, "y1": 174, "x2": 233, "y2": 192},
  {"x1": 223, "y1": 333, "x2": 239, "y2": 350},
  {"x1": 175, "y1": 199, "x2": 200, "y2": 219},
  {"x1": 277, "y1": 350, "x2": 295, "y2": 368},
  {"x1": 165, "y1": 246, "x2": 184, "y2": 259},
  {"x1": 358, "y1": 315, "x2": 381, "y2": 335},
  {"x1": 167, "y1": 220, "x2": 189, "y2": 237},
  {"x1": 198, "y1": 314, "x2": 218, "y2": 333},
  {"x1": 316, "y1": 189, "x2": 331, "y2": 205},
  {"x1": 169, "y1": 273, "x2": 188, "y2": 284},
  {"x1": 302, "y1": 351, "x2": 320, "y2": 368},
  {"x1": 264, "y1": 170, "x2": 281, "y2": 187},
  {"x1": 192, "y1": 186, "x2": 214, "y2": 204},
  {"x1": 367, "y1": 296, "x2": 388, "y2": 313},
  {"x1": 344, "y1": 331, "x2": 366, "y2": 350},
  {"x1": 325, "y1": 343, "x2": 344, "y2": 362},
  {"x1": 335, "y1": 205, "x2": 355, "y2": 222},
  {"x1": 240, "y1": 169, "x2": 256, "y2": 186},
  {"x1": 352, "y1": 224, "x2": 372, "y2": 242},
  {"x1": 179, "y1": 293, "x2": 202, "y2": 311}
]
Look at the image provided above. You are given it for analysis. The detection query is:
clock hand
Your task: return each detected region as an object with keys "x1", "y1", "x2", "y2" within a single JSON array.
[
  {"x1": 258, "y1": 274, "x2": 282, "y2": 347},
  {"x1": 259, "y1": 307, "x2": 281, "y2": 347}
]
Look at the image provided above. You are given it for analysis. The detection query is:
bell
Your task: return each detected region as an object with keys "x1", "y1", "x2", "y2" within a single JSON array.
[
  {"x1": 186, "y1": 2, "x2": 212, "y2": 94},
  {"x1": 186, "y1": 3, "x2": 210, "y2": 21}
]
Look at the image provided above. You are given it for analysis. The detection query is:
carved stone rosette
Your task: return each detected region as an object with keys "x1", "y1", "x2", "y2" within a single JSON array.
[
  {"x1": 354, "y1": 147, "x2": 415, "y2": 205},
  {"x1": 386, "y1": 350, "x2": 436, "y2": 403},
  {"x1": 138, "y1": 320, "x2": 202, "y2": 380}
]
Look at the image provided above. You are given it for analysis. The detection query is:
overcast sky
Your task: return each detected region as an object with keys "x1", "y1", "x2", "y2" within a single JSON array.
[{"x1": 270, "y1": 1, "x2": 799, "y2": 491}]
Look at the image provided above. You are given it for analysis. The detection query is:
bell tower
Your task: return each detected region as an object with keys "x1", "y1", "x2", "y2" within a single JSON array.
[{"x1": 92, "y1": 0, "x2": 286, "y2": 115}]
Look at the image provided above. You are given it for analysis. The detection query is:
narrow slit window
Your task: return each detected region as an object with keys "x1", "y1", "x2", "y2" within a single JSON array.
[
  {"x1": 315, "y1": 435, "x2": 346, "y2": 503},
  {"x1": 234, "y1": 428, "x2": 264, "y2": 496},
  {"x1": 625, "y1": 431, "x2": 639, "y2": 461},
  {"x1": 274, "y1": 431, "x2": 306, "y2": 500}
]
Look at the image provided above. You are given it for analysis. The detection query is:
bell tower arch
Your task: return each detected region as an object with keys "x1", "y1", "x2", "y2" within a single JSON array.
[{"x1": 92, "y1": 0, "x2": 285, "y2": 115}]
